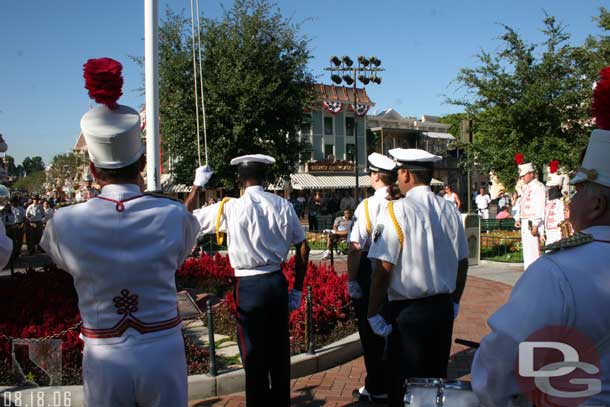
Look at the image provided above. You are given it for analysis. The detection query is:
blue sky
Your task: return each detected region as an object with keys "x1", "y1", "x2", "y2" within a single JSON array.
[{"x1": 0, "y1": 0, "x2": 606, "y2": 166}]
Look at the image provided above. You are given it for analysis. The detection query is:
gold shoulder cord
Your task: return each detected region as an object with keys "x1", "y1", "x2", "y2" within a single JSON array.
[
  {"x1": 215, "y1": 197, "x2": 232, "y2": 245},
  {"x1": 364, "y1": 198, "x2": 371, "y2": 235},
  {"x1": 387, "y1": 201, "x2": 404, "y2": 249}
]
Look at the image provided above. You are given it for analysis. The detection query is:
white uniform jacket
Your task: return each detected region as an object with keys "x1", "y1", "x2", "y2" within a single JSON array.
[
  {"x1": 348, "y1": 186, "x2": 389, "y2": 251},
  {"x1": 518, "y1": 179, "x2": 546, "y2": 222},
  {"x1": 368, "y1": 186, "x2": 468, "y2": 301},
  {"x1": 40, "y1": 184, "x2": 200, "y2": 345},
  {"x1": 193, "y1": 185, "x2": 306, "y2": 277},
  {"x1": 472, "y1": 226, "x2": 610, "y2": 406}
]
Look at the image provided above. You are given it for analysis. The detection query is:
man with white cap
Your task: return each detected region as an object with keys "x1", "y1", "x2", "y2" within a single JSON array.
[
  {"x1": 366, "y1": 148, "x2": 469, "y2": 407},
  {"x1": 185, "y1": 155, "x2": 309, "y2": 407},
  {"x1": 347, "y1": 152, "x2": 397, "y2": 402},
  {"x1": 472, "y1": 66, "x2": 610, "y2": 407},
  {"x1": 41, "y1": 58, "x2": 200, "y2": 407},
  {"x1": 77, "y1": 173, "x2": 100, "y2": 202},
  {"x1": 514, "y1": 157, "x2": 547, "y2": 269}
]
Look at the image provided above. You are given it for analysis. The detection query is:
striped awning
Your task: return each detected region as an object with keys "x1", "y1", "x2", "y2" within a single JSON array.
[
  {"x1": 269, "y1": 173, "x2": 444, "y2": 190},
  {"x1": 161, "y1": 174, "x2": 191, "y2": 193}
]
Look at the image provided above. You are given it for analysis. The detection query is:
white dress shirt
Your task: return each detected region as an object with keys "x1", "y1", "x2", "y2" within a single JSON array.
[
  {"x1": 368, "y1": 186, "x2": 468, "y2": 301},
  {"x1": 475, "y1": 193, "x2": 491, "y2": 210},
  {"x1": 41, "y1": 184, "x2": 200, "y2": 345},
  {"x1": 26, "y1": 204, "x2": 44, "y2": 222},
  {"x1": 194, "y1": 185, "x2": 306, "y2": 277},
  {"x1": 472, "y1": 226, "x2": 610, "y2": 407},
  {"x1": 348, "y1": 186, "x2": 389, "y2": 251}
]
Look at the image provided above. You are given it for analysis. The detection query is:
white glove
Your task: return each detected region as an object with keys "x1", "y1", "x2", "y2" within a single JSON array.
[
  {"x1": 288, "y1": 289, "x2": 302, "y2": 311},
  {"x1": 193, "y1": 165, "x2": 213, "y2": 187},
  {"x1": 453, "y1": 302, "x2": 460, "y2": 319},
  {"x1": 347, "y1": 280, "x2": 363, "y2": 299},
  {"x1": 368, "y1": 314, "x2": 392, "y2": 337}
]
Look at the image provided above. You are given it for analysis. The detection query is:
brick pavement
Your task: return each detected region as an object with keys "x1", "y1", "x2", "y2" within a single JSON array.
[{"x1": 189, "y1": 265, "x2": 512, "y2": 407}]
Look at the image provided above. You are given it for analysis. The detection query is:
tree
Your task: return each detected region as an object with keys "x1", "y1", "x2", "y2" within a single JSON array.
[
  {"x1": 448, "y1": 13, "x2": 608, "y2": 187},
  {"x1": 46, "y1": 152, "x2": 88, "y2": 187},
  {"x1": 22, "y1": 156, "x2": 46, "y2": 175},
  {"x1": 148, "y1": 0, "x2": 313, "y2": 189},
  {"x1": 12, "y1": 171, "x2": 46, "y2": 194}
]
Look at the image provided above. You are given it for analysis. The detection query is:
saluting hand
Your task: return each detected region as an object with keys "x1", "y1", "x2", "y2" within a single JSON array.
[
  {"x1": 193, "y1": 165, "x2": 213, "y2": 187},
  {"x1": 368, "y1": 314, "x2": 392, "y2": 337}
]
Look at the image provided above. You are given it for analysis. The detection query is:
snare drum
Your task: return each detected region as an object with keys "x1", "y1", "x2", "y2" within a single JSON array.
[{"x1": 404, "y1": 378, "x2": 480, "y2": 407}]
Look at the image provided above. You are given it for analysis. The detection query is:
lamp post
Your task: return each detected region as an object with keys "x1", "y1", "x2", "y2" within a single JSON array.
[{"x1": 324, "y1": 56, "x2": 384, "y2": 200}]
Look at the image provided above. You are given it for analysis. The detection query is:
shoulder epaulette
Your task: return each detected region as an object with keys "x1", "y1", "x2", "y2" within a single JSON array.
[
  {"x1": 542, "y1": 232, "x2": 593, "y2": 253},
  {"x1": 144, "y1": 192, "x2": 183, "y2": 203},
  {"x1": 55, "y1": 201, "x2": 87, "y2": 209}
]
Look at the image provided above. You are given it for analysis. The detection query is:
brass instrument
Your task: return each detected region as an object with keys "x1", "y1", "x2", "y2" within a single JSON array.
[{"x1": 559, "y1": 219, "x2": 574, "y2": 239}]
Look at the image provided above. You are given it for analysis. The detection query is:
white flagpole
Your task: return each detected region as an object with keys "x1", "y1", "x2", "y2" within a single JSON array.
[{"x1": 145, "y1": 0, "x2": 161, "y2": 191}]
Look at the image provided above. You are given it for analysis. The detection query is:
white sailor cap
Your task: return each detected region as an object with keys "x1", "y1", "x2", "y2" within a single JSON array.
[
  {"x1": 365, "y1": 153, "x2": 396, "y2": 173},
  {"x1": 230, "y1": 154, "x2": 276, "y2": 166},
  {"x1": 388, "y1": 148, "x2": 442, "y2": 169}
]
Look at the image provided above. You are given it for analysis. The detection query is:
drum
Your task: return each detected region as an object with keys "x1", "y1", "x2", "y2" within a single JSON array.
[{"x1": 404, "y1": 378, "x2": 480, "y2": 407}]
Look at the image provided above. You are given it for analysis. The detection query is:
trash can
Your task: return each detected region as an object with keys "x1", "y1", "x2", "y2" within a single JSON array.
[{"x1": 462, "y1": 213, "x2": 481, "y2": 266}]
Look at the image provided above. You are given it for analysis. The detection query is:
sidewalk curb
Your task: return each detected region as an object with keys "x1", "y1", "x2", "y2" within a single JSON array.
[{"x1": 1, "y1": 333, "x2": 362, "y2": 405}]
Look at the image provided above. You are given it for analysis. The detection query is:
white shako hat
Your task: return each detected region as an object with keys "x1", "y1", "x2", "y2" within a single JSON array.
[
  {"x1": 80, "y1": 58, "x2": 144, "y2": 169},
  {"x1": 388, "y1": 148, "x2": 441, "y2": 169},
  {"x1": 546, "y1": 173, "x2": 562, "y2": 187},
  {"x1": 518, "y1": 163, "x2": 535, "y2": 177},
  {"x1": 571, "y1": 66, "x2": 610, "y2": 188},
  {"x1": 230, "y1": 154, "x2": 276, "y2": 166},
  {"x1": 365, "y1": 152, "x2": 396, "y2": 174}
]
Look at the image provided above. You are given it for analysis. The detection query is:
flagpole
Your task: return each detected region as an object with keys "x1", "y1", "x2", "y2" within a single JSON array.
[{"x1": 145, "y1": 0, "x2": 161, "y2": 191}]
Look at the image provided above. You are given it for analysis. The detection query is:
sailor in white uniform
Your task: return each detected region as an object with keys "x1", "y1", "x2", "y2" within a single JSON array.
[
  {"x1": 472, "y1": 68, "x2": 610, "y2": 406},
  {"x1": 515, "y1": 162, "x2": 547, "y2": 269},
  {"x1": 347, "y1": 153, "x2": 397, "y2": 402},
  {"x1": 185, "y1": 155, "x2": 309, "y2": 407},
  {"x1": 367, "y1": 148, "x2": 469, "y2": 407},
  {"x1": 40, "y1": 58, "x2": 200, "y2": 407}
]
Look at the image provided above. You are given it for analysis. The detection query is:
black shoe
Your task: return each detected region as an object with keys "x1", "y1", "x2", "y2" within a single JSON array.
[{"x1": 352, "y1": 386, "x2": 388, "y2": 403}]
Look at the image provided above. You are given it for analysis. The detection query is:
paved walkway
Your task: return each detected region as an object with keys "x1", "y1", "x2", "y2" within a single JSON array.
[{"x1": 190, "y1": 261, "x2": 518, "y2": 407}]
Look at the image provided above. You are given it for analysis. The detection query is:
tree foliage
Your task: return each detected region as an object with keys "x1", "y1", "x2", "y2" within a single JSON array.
[
  {"x1": 46, "y1": 152, "x2": 88, "y2": 187},
  {"x1": 12, "y1": 172, "x2": 46, "y2": 194},
  {"x1": 151, "y1": 0, "x2": 313, "y2": 189},
  {"x1": 21, "y1": 156, "x2": 46, "y2": 175},
  {"x1": 449, "y1": 10, "x2": 610, "y2": 187}
]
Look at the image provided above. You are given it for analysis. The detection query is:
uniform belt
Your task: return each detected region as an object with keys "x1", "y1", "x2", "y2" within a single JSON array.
[
  {"x1": 390, "y1": 293, "x2": 451, "y2": 305},
  {"x1": 237, "y1": 270, "x2": 281, "y2": 279},
  {"x1": 80, "y1": 313, "x2": 182, "y2": 339}
]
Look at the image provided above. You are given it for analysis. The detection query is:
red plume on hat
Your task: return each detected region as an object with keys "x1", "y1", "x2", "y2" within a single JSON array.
[
  {"x1": 514, "y1": 153, "x2": 524, "y2": 165},
  {"x1": 549, "y1": 160, "x2": 559, "y2": 174},
  {"x1": 593, "y1": 66, "x2": 610, "y2": 130},
  {"x1": 83, "y1": 58, "x2": 123, "y2": 110}
]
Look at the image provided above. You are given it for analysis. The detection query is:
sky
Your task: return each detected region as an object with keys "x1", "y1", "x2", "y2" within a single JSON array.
[{"x1": 0, "y1": 0, "x2": 606, "y2": 166}]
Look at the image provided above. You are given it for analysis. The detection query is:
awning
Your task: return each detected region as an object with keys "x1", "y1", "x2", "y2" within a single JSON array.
[
  {"x1": 430, "y1": 178, "x2": 444, "y2": 186},
  {"x1": 161, "y1": 173, "x2": 191, "y2": 193},
  {"x1": 269, "y1": 173, "x2": 445, "y2": 190},
  {"x1": 424, "y1": 132, "x2": 455, "y2": 140}
]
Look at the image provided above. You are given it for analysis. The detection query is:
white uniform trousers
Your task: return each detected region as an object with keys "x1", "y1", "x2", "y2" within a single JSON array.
[
  {"x1": 83, "y1": 331, "x2": 187, "y2": 407},
  {"x1": 520, "y1": 220, "x2": 543, "y2": 270}
]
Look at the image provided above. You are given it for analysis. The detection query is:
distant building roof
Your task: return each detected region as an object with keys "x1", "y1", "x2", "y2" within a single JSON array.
[
  {"x1": 73, "y1": 133, "x2": 87, "y2": 152},
  {"x1": 312, "y1": 84, "x2": 373, "y2": 106}
]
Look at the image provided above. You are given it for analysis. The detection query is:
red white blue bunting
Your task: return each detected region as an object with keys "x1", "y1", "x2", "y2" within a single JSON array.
[
  {"x1": 323, "y1": 101, "x2": 343, "y2": 114},
  {"x1": 349, "y1": 103, "x2": 370, "y2": 116}
]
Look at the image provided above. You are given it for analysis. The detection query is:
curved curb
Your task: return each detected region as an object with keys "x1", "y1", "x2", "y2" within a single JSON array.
[{"x1": 0, "y1": 332, "x2": 362, "y2": 405}]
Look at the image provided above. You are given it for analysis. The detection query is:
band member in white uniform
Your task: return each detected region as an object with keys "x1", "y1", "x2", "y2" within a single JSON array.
[
  {"x1": 347, "y1": 153, "x2": 397, "y2": 402},
  {"x1": 186, "y1": 155, "x2": 309, "y2": 407},
  {"x1": 515, "y1": 161, "x2": 546, "y2": 269},
  {"x1": 472, "y1": 67, "x2": 610, "y2": 406},
  {"x1": 41, "y1": 58, "x2": 200, "y2": 407},
  {"x1": 544, "y1": 172, "x2": 566, "y2": 245},
  {"x1": 367, "y1": 148, "x2": 469, "y2": 407}
]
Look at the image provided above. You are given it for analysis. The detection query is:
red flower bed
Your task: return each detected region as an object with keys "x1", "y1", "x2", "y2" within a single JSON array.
[{"x1": 0, "y1": 254, "x2": 354, "y2": 385}]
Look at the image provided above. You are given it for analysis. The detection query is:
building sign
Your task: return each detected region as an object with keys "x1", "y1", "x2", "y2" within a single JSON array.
[{"x1": 307, "y1": 160, "x2": 355, "y2": 173}]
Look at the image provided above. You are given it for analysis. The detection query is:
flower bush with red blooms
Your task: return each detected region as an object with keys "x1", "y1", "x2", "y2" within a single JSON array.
[{"x1": 176, "y1": 252, "x2": 235, "y2": 296}]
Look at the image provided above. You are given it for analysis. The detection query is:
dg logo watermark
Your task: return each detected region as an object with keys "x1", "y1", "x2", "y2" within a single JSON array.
[{"x1": 515, "y1": 326, "x2": 601, "y2": 406}]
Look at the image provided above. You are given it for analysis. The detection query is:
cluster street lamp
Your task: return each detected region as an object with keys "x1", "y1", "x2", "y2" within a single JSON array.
[{"x1": 324, "y1": 56, "x2": 384, "y2": 200}]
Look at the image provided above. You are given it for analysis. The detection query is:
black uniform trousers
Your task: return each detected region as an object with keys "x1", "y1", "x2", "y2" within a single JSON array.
[
  {"x1": 26, "y1": 221, "x2": 42, "y2": 253},
  {"x1": 234, "y1": 271, "x2": 290, "y2": 407},
  {"x1": 386, "y1": 293, "x2": 454, "y2": 407},
  {"x1": 354, "y1": 252, "x2": 387, "y2": 395},
  {"x1": 6, "y1": 224, "x2": 23, "y2": 261}
]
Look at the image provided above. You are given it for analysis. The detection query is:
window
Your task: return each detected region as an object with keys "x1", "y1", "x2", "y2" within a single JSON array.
[
  {"x1": 345, "y1": 117, "x2": 355, "y2": 137},
  {"x1": 300, "y1": 122, "x2": 311, "y2": 139},
  {"x1": 324, "y1": 144, "x2": 334, "y2": 160},
  {"x1": 346, "y1": 143, "x2": 355, "y2": 161},
  {"x1": 324, "y1": 117, "x2": 334, "y2": 135}
]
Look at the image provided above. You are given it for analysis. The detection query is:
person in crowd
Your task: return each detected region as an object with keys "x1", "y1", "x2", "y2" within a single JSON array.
[
  {"x1": 475, "y1": 187, "x2": 492, "y2": 219},
  {"x1": 322, "y1": 208, "x2": 353, "y2": 259},
  {"x1": 497, "y1": 189, "x2": 509, "y2": 209},
  {"x1": 510, "y1": 191, "x2": 520, "y2": 219},
  {"x1": 340, "y1": 190, "x2": 357, "y2": 212},
  {"x1": 79, "y1": 175, "x2": 100, "y2": 202},
  {"x1": 25, "y1": 197, "x2": 44, "y2": 254},
  {"x1": 41, "y1": 57, "x2": 199, "y2": 407},
  {"x1": 186, "y1": 154, "x2": 309, "y2": 407},
  {"x1": 42, "y1": 200, "x2": 54, "y2": 224},
  {"x1": 472, "y1": 68, "x2": 610, "y2": 406},
  {"x1": 296, "y1": 192, "x2": 307, "y2": 219},
  {"x1": 308, "y1": 191, "x2": 321, "y2": 231},
  {"x1": 347, "y1": 153, "x2": 397, "y2": 402},
  {"x1": 367, "y1": 148, "x2": 469, "y2": 407},
  {"x1": 495, "y1": 206, "x2": 512, "y2": 220},
  {"x1": 544, "y1": 171, "x2": 566, "y2": 245},
  {"x1": 0, "y1": 185, "x2": 14, "y2": 267},
  {"x1": 514, "y1": 157, "x2": 547, "y2": 269},
  {"x1": 443, "y1": 185, "x2": 462, "y2": 209}
]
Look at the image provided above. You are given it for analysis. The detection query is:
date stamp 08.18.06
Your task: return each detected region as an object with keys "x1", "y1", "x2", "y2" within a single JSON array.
[{"x1": 2, "y1": 391, "x2": 72, "y2": 407}]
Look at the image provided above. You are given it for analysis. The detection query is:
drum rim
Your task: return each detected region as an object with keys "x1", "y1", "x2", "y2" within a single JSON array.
[{"x1": 405, "y1": 377, "x2": 473, "y2": 391}]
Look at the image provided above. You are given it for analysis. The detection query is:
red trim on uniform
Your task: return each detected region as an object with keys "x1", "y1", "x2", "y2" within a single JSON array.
[
  {"x1": 81, "y1": 314, "x2": 181, "y2": 338},
  {"x1": 96, "y1": 195, "x2": 145, "y2": 212},
  {"x1": 235, "y1": 280, "x2": 248, "y2": 362}
]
